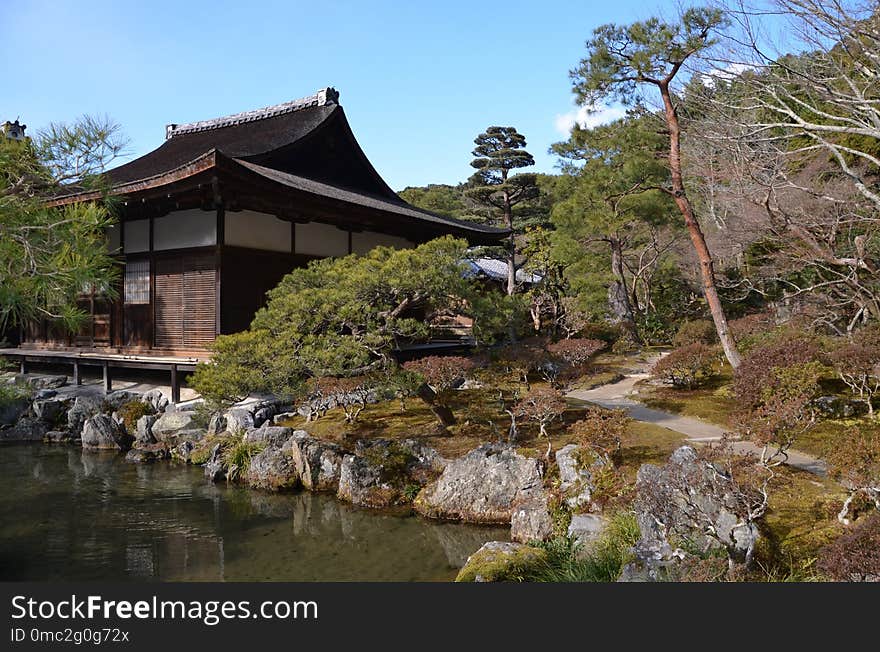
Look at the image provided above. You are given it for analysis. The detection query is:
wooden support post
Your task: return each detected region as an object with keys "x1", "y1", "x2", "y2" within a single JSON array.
[
  {"x1": 103, "y1": 361, "x2": 112, "y2": 394},
  {"x1": 19, "y1": 359, "x2": 25, "y2": 375},
  {"x1": 73, "y1": 361, "x2": 81, "y2": 386},
  {"x1": 171, "y1": 364, "x2": 180, "y2": 404}
]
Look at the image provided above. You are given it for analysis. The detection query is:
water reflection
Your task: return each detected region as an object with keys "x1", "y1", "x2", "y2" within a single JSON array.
[{"x1": 0, "y1": 445, "x2": 507, "y2": 581}]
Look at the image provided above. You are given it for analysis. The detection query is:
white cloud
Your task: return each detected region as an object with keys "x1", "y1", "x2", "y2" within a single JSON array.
[
  {"x1": 554, "y1": 104, "x2": 627, "y2": 136},
  {"x1": 700, "y1": 62, "x2": 754, "y2": 88}
]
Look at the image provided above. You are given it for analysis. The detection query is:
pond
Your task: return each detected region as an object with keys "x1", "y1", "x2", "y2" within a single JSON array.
[{"x1": 0, "y1": 445, "x2": 508, "y2": 581}]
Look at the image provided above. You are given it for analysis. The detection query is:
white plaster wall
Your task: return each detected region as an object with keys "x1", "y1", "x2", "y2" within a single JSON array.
[
  {"x1": 295, "y1": 221, "x2": 349, "y2": 257},
  {"x1": 123, "y1": 219, "x2": 150, "y2": 253},
  {"x1": 351, "y1": 230, "x2": 415, "y2": 255},
  {"x1": 225, "y1": 210, "x2": 292, "y2": 252},
  {"x1": 153, "y1": 209, "x2": 216, "y2": 251}
]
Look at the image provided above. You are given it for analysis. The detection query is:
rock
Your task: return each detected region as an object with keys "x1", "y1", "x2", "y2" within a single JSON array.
[
  {"x1": 283, "y1": 432, "x2": 346, "y2": 492},
  {"x1": 555, "y1": 444, "x2": 602, "y2": 511},
  {"x1": 253, "y1": 405, "x2": 276, "y2": 429},
  {"x1": 455, "y1": 541, "x2": 547, "y2": 582},
  {"x1": 245, "y1": 445, "x2": 299, "y2": 491},
  {"x1": 272, "y1": 412, "x2": 297, "y2": 425},
  {"x1": 337, "y1": 439, "x2": 444, "y2": 508},
  {"x1": 173, "y1": 441, "x2": 195, "y2": 464},
  {"x1": 813, "y1": 395, "x2": 868, "y2": 419},
  {"x1": 625, "y1": 446, "x2": 761, "y2": 581},
  {"x1": 151, "y1": 411, "x2": 203, "y2": 443},
  {"x1": 67, "y1": 395, "x2": 105, "y2": 437},
  {"x1": 225, "y1": 408, "x2": 255, "y2": 435},
  {"x1": 207, "y1": 413, "x2": 228, "y2": 437},
  {"x1": 34, "y1": 389, "x2": 57, "y2": 400},
  {"x1": 33, "y1": 397, "x2": 69, "y2": 424},
  {"x1": 415, "y1": 443, "x2": 544, "y2": 523},
  {"x1": 243, "y1": 424, "x2": 295, "y2": 447},
  {"x1": 204, "y1": 444, "x2": 226, "y2": 482},
  {"x1": 567, "y1": 513, "x2": 607, "y2": 548},
  {"x1": 104, "y1": 390, "x2": 142, "y2": 410},
  {"x1": 125, "y1": 443, "x2": 170, "y2": 464},
  {"x1": 0, "y1": 396, "x2": 30, "y2": 426},
  {"x1": 81, "y1": 414, "x2": 133, "y2": 450},
  {"x1": 16, "y1": 374, "x2": 67, "y2": 389},
  {"x1": 510, "y1": 490, "x2": 554, "y2": 543},
  {"x1": 141, "y1": 389, "x2": 169, "y2": 413},
  {"x1": 135, "y1": 414, "x2": 158, "y2": 444},
  {"x1": 43, "y1": 430, "x2": 71, "y2": 443},
  {"x1": 0, "y1": 417, "x2": 48, "y2": 441}
]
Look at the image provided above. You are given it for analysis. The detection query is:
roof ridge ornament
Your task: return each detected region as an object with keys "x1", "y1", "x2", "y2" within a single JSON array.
[{"x1": 165, "y1": 87, "x2": 339, "y2": 140}]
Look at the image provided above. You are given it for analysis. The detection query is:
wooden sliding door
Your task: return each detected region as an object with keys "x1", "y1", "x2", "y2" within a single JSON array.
[{"x1": 154, "y1": 253, "x2": 216, "y2": 350}]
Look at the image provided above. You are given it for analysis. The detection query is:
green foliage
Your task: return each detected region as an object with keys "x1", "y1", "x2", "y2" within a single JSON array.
[
  {"x1": 116, "y1": 400, "x2": 153, "y2": 432},
  {"x1": 0, "y1": 381, "x2": 32, "y2": 408},
  {"x1": 223, "y1": 440, "x2": 265, "y2": 482},
  {"x1": 526, "y1": 512, "x2": 640, "y2": 582},
  {"x1": 194, "y1": 237, "x2": 507, "y2": 407},
  {"x1": 651, "y1": 343, "x2": 720, "y2": 389},
  {"x1": 0, "y1": 116, "x2": 126, "y2": 332},
  {"x1": 673, "y1": 319, "x2": 718, "y2": 348}
]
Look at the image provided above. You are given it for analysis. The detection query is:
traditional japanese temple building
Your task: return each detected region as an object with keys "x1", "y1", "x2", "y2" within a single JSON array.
[{"x1": 23, "y1": 88, "x2": 504, "y2": 357}]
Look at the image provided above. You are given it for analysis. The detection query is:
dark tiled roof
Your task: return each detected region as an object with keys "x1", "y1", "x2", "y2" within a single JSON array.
[
  {"x1": 233, "y1": 158, "x2": 506, "y2": 236},
  {"x1": 108, "y1": 94, "x2": 336, "y2": 185}
]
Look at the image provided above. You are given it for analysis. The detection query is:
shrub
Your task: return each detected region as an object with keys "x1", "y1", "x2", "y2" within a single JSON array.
[
  {"x1": 672, "y1": 319, "x2": 718, "y2": 347},
  {"x1": 0, "y1": 381, "x2": 32, "y2": 409},
  {"x1": 546, "y1": 338, "x2": 605, "y2": 369},
  {"x1": 828, "y1": 325, "x2": 880, "y2": 416},
  {"x1": 526, "y1": 512, "x2": 640, "y2": 582},
  {"x1": 568, "y1": 406, "x2": 628, "y2": 465},
  {"x1": 732, "y1": 337, "x2": 820, "y2": 409},
  {"x1": 817, "y1": 513, "x2": 880, "y2": 581},
  {"x1": 824, "y1": 427, "x2": 880, "y2": 524},
  {"x1": 116, "y1": 400, "x2": 153, "y2": 432},
  {"x1": 320, "y1": 376, "x2": 375, "y2": 424},
  {"x1": 514, "y1": 387, "x2": 567, "y2": 457},
  {"x1": 728, "y1": 313, "x2": 775, "y2": 345},
  {"x1": 651, "y1": 343, "x2": 719, "y2": 389},
  {"x1": 496, "y1": 337, "x2": 548, "y2": 389}
]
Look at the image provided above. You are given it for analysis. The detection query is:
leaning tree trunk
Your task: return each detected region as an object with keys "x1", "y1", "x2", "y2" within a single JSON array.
[
  {"x1": 660, "y1": 82, "x2": 741, "y2": 369},
  {"x1": 504, "y1": 198, "x2": 516, "y2": 297},
  {"x1": 416, "y1": 383, "x2": 456, "y2": 427}
]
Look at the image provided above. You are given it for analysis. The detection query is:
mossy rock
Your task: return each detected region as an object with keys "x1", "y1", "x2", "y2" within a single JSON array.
[{"x1": 455, "y1": 541, "x2": 547, "y2": 582}]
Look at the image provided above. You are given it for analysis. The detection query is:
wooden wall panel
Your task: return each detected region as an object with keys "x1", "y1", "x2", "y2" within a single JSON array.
[{"x1": 155, "y1": 253, "x2": 216, "y2": 350}]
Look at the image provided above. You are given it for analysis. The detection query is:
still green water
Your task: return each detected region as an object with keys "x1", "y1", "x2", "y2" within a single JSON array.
[{"x1": 0, "y1": 445, "x2": 507, "y2": 581}]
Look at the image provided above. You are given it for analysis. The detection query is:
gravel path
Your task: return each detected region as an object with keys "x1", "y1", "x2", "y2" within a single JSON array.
[{"x1": 568, "y1": 361, "x2": 827, "y2": 476}]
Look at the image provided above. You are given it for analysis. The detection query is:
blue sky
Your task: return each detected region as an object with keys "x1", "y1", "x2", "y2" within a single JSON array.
[{"x1": 4, "y1": 1, "x2": 678, "y2": 189}]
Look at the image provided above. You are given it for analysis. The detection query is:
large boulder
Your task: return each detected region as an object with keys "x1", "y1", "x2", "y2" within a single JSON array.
[
  {"x1": 204, "y1": 444, "x2": 226, "y2": 482},
  {"x1": 243, "y1": 424, "x2": 295, "y2": 447},
  {"x1": 134, "y1": 414, "x2": 158, "y2": 445},
  {"x1": 32, "y1": 397, "x2": 69, "y2": 425},
  {"x1": 125, "y1": 443, "x2": 171, "y2": 464},
  {"x1": 622, "y1": 446, "x2": 760, "y2": 581},
  {"x1": 151, "y1": 411, "x2": 203, "y2": 444},
  {"x1": 284, "y1": 432, "x2": 346, "y2": 492},
  {"x1": 415, "y1": 443, "x2": 544, "y2": 523},
  {"x1": 16, "y1": 374, "x2": 67, "y2": 390},
  {"x1": 510, "y1": 490, "x2": 554, "y2": 544},
  {"x1": 555, "y1": 444, "x2": 602, "y2": 511},
  {"x1": 141, "y1": 389, "x2": 170, "y2": 413},
  {"x1": 104, "y1": 390, "x2": 142, "y2": 411},
  {"x1": 337, "y1": 439, "x2": 444, "y2": 508},
  {"x1": 245, "y1": 445, "x2": 299, "y2": 491},
  {"x1": 0, "y1": 417, "x2": 48, "y2": 441},
  {"x1": 0, "y1": 396, "x2": 30, "y2": 426},
  {"x1": 66, "y1": 395, "x2": 105, "y2": 437},
  {"x1": 225, "y1": 407, "x2": 255, "y2": 435},
  {"x1": 81, "y1": 413, "x2": 133, "y2": 450},
  {"x1": 455, "y1": 541, "x2": 546, "y2": 582},
  {"x1": 207, "y1": 413, "x2": 228, "y2": 437},
  {"x1": 568, "y1": 513, "x2": 607, "y2": 549}
]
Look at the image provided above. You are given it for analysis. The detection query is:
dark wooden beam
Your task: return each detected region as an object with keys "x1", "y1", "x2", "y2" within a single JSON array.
[{"x1": 170, "y1": 364, "x2": 180, "y2": 404}]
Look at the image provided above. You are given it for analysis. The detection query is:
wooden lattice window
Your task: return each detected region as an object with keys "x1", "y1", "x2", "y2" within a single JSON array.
[{"x1": 124, "y1": 260, "x2": 150, "y2": 304}]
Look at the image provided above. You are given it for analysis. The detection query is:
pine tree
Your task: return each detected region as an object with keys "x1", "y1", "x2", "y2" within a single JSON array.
[{"x1": 465, "y1": 126, "x2": 540, "y2": 296}]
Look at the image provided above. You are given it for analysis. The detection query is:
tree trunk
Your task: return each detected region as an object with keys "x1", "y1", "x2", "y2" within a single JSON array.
[
  {"x1": 608, "y1": 237, "x2": 641, "y2": 342},
  {"x1": 416, "y1": 383, "x2": 456, "y2": 427},
  {"x1": 504, "y1": 199, "x2": 516, "y2": 296},
  {"x1": 659, "y1": 82, "x2": 741, "y2": 369}
]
